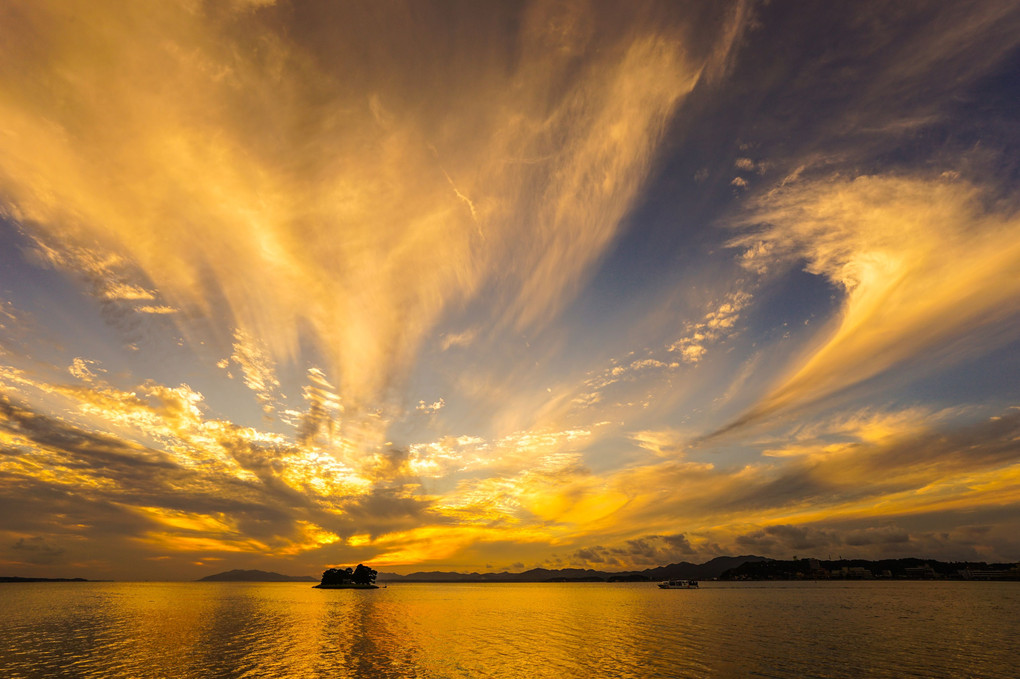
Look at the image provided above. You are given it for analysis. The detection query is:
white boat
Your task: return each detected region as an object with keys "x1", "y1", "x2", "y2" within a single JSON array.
[{"x1": 658, "y1": 579, "x2": 699, "y2": 589}]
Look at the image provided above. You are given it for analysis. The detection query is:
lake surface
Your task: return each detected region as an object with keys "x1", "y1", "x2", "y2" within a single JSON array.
[{"x1": 1, "y1": 581, "x2": 1017, "y2": 677}]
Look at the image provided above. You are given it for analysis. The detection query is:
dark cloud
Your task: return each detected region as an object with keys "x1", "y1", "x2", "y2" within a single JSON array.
[
  {"x1": 693, "y1": 1, "x2": 1020, "y2": 172},
  {"x1": 362, "y1": 447, "x2": 418, "y2": 482},
  {"x1": 340, "y1": 485, "x2": 433, "y2": 539},
  {"x1": 723, "y1": 410, "x2": 1020, "y2": 515},
  {"x1": 844, "y1": 526, "x2": 909, "y2": 546},
  {"x1": 297, "y1": 396, "x2": 332, "y2": 447},
  {"x1": 10, "y1": 536, "x2": 66, "y2": 565},
  {"x1": 215, "y1": 433, "x2": 317, "y2": 507},
  {"x1": 0, "y1": 394, "x2": 175, "y2": 473},
  {"x1": 574, "y1": 533, "x2": 697, "y2": 567},
  {"x1": 721, "y1": 467, "x2": 829, "y2": 513},
  {"x1": 731, "y1": 506, "x2": 1020, "y2": 561},
  {"x1": 0, "y1": 395, "x2": 338, "y2": 551},
  {"x1": 0, "y1": 389, "x2": 448, "y2": 564},
  {"x1": 736, "y1": 524, "x2": 839, "y2": 554},
  {"x1": 573, "y1": 547, "x2": 605, "y2": 564}
]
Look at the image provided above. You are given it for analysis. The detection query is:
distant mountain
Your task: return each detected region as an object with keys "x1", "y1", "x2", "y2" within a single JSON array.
[
  {"x1": 376, "y1": 556, "x2": 770, "y2": 583},
  {"x1": 197, "y1": 569, "x2": 317, "y2": 582},
  {"x1": 642, "y1": 556, "x2": 771, "y2": 581}
]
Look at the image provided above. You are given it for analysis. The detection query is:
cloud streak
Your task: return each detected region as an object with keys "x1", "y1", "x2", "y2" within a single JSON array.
[
  {"x1": 721, "y1": 173, "x2": 1020, "y2": 432},
  {"x1": 0, "y1": 0, "x2": 737, "y2": 435}
]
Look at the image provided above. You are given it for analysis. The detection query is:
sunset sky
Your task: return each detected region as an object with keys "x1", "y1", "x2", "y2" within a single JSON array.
[{"x1": 1, "y1": 0, "x2": 1019, "y2": 580}]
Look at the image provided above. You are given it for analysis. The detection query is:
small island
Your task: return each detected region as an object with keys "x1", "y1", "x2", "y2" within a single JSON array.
[{"x1": 314, "y1": 564, "x2": 379, "y2": 589}]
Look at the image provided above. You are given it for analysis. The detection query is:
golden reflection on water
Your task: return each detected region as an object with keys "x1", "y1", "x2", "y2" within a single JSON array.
[{"x1": 1, "y1": 582, "x2": 1018, "y2": 678}]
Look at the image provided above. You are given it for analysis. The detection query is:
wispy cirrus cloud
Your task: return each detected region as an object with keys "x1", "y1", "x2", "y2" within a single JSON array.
[
  {"x1": 0, "y1": 0, "x2": 744, "y2": 442},
  {"x1": 227, "y1": 329, "x2": 282, "y2": 415},
  {"x1": 721, "y1": 173, "x2": 1020, "y2": 432}
]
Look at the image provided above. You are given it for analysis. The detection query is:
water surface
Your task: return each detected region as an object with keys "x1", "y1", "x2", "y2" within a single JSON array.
[{"x1": 1, "y1": 581, "x2": 1016, "y2": 677}]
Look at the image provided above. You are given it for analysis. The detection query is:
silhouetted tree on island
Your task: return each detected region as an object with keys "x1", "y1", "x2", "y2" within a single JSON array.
[
  {"x1": 352, "y1": 564, "x2": 377, "y2": 585},
  {"x1": 317, "y1": 564, "x2": 378, "y2": 588}
]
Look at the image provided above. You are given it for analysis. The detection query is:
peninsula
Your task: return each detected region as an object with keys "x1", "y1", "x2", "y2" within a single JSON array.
[
  {"x1": 375, "y1": 555, "x2": 767, "y2": 583},
  {"x1": 719, "y1": 557, "x2": 1020, "y2": 581},
  {"x1": 0, "y1": 576, "x2": 90, "y2": 583}
]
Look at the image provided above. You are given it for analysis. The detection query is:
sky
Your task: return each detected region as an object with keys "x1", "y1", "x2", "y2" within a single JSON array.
[{"x1": 1, "y1": 0, "x2": 1018, "y2": 580}]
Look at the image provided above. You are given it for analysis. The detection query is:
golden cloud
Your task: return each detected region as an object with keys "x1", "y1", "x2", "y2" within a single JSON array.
[
  {"x1": 726, "y1": 173, "x2": 1020, "y2": 430},
  {"x1": 0, "y1": 0, "x2": 732, "y2": 445}
]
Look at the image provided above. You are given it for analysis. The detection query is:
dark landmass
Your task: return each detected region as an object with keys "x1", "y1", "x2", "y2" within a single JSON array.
[
  {"x1": 719, "y1": 557, "x2": 1020, "y2": 581},
  {"x1": 197, "y1": 569, "x2": 317, "y2": 582},
  {"x1": 1, "y1": 576, "x2": 90, "y2": 583},
  {"x1": 376, "y1": 554, "x2": 1020, "y2": 583},
  {"x1": 641, "y1": 556, "x2": 769, "y2": 581},
  {"x1": 607, "y1": 573, "x2": 652, "y2": 582},
  {"x1": 376, "y1": 555, "x2": 770, "y2": 583}
]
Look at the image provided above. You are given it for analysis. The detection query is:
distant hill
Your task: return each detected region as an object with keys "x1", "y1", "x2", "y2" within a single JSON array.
[
  {"x1": 197, "y1": 569, "x2": 316, "y2": 582},
  {"x1": 376, "y1": 555, "x2": 770, "y2": 583},
  {"x1": 642, "y1": 556, "x2": 770, "y2": 581},
  {"x1": 0, "y1": 576, "x2": 90, "y2": 583}
]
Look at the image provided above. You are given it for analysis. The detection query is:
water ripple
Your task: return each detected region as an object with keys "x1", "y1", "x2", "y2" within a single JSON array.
[{"x1": 1, "y1": 581, "x2": 1018, "y2": 678}]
